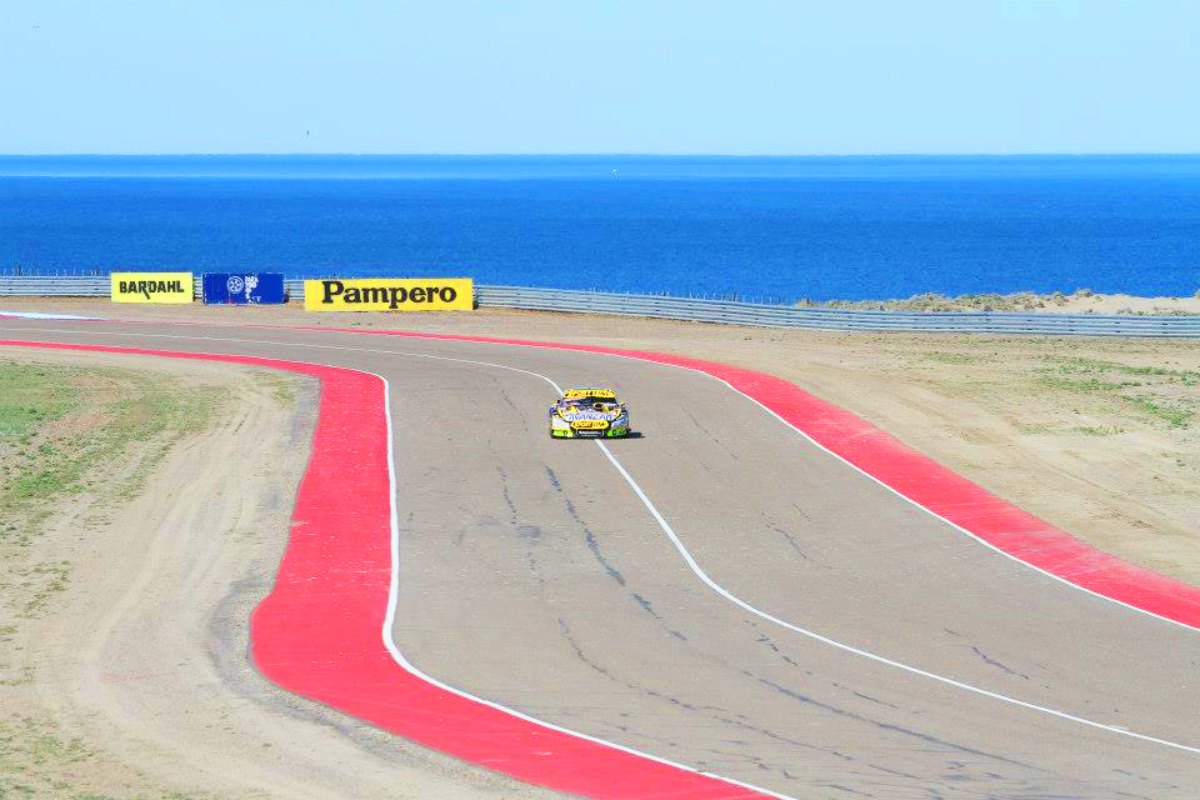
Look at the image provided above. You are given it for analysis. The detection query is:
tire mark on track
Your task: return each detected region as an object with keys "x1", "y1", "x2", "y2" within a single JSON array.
[
  {"x1": 832, "y1": 684, "x2": 904, "y2": 712},
  {"x1": 491, "y1": 460, "x2": 549, "y2": 586},
  {"x1": 497, "y1": 465, "x2": 520, "y2": 520},
  {"x1": 764, "y1": 520, "x2": 812, "y2": 562},
  {"x1": 554, "y1": 611, "x2": 1091, "y2": 797},
  {"x1": 752, "y1": 630, "x2": 802, "y2": 668},
  {"x1": 555, "y1": 617, "x2": 858, "y2": 775},
  {"x1": 684, "y1": 407, "x2": 741, "y2": 461},
  {"x1": 567, "y1": 495, "x2": 628, "y2": 587},
  {"x1": 970, "y1": 646, "x2": 1030, "y2": 681},
  {"x1": 747, "y1": 672, "x2": 1040, "y2": 772},
  {"x1": 547, "y1": 467, "x2": 691, "y2": 640}
]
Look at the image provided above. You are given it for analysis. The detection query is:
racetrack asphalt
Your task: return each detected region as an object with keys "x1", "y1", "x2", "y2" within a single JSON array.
[{"x1": 2, "y1": 316, "x2": 1198, "y2": 800}]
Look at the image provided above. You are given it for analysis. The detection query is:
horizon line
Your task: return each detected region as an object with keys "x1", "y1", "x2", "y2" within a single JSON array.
[{"x1": 3, "y1": 151, "x2": 1200, "y2": 159}]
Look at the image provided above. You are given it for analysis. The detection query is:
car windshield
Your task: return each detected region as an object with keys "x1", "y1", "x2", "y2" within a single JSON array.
[{"x1": 562, "y1": 396, "x2": 618, "y2": 410}]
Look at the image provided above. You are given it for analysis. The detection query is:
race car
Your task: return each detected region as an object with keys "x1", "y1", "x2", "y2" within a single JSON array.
[{"x1": 549, "y1": 388, "x2": 631, "y2": 439}]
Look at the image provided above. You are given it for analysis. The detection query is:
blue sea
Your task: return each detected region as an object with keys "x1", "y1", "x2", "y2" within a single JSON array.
[{"x1": 1, "y1": 155, "x2": 1198, "y2": 302}]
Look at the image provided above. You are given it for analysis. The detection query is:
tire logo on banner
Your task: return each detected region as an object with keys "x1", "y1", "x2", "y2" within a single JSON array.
[{"x1": 226, "y1": 275, "x2": 245, "y2": 295}]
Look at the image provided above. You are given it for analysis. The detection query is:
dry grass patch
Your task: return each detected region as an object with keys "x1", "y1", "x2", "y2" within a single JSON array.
[{"x1": 0, "y1": 360, "x2": 223, "y2": 799}]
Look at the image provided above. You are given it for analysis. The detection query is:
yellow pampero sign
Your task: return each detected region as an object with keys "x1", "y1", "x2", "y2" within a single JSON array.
[
  {"x1": 111, "y1": 272, "x2": 194, "y2": 304},
  {"x1": 304, "y1": 278, "x2": 473, "y2": 312}
]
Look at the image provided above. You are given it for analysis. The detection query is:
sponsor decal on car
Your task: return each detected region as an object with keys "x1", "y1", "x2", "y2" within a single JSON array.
[
  {"x1": 561, "y1": 410, "x2": 614, "y2": 421},
  {"x1": 563, "y1": 388, "x2": 617, "y2": 399},
  {"x1": 551, "y1": 387, "x2": 631, "y2": 439}
]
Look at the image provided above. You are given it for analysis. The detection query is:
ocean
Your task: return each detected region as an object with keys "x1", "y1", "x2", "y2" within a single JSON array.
[{"x1": 1, "y1": 155, "x2": 1198, "y2": 302}]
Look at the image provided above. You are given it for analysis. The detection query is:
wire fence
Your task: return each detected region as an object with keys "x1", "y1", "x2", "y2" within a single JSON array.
[{"x1": 1, "y1": 275, "x2": 1197, "y2": 337}]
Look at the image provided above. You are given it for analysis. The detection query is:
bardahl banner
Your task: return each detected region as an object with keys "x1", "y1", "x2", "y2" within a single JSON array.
[
  {"x1": 111, "y1": 272, "x2": 194, "y2": 304},
  {"x1": 304, "y1": 278, "x2": 473, "y2": 312}
]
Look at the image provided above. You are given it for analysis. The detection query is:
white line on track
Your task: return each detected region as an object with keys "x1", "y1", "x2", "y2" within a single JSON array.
[
  {"x1": 0, "y1": 311, "x2": 101, "y2": 320},
  {"x1": 592, "y1": 442, "x2": 1200, "y2": 757},
  {"x1": 413, "y1": 331, "x2": 1200, "y2": 637},
  {"x1": 4, "y1": 324, "x2": 1198, "y2": 761},
  {"x1": 0, "y1": 328, "x2": 792, "y2": 800},
  {"x1": 376, "y1": 374, "x2": 796, "y2": 800},
  {"x1": 11, "y1": 321, "x2": 1196, "y2": 634},
  {"x1": 400, "y1": 333, "x2": 1200, "y2": 637}
]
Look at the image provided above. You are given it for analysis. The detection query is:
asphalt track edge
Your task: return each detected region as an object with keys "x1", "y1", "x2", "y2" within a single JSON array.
[
  {"x1": 14, "y1": 310, "x2": 1197, "y2": 631},
  {"x1": 305, "y1": 325, "x2": 1200, "y2": 633},
  {"x1": 0, "y1": 339, "x2": 783, "y2": 800},
  {"x1": 4, "y1": 326, "x2": 1199, "y2": 795}
]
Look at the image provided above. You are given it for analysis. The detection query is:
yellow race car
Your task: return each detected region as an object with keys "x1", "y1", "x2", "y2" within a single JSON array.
[{"x1": 549, "y1": 388, "x2": 631, "y2": 439}]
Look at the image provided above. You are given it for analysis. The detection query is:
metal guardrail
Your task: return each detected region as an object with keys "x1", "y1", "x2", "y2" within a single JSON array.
[
  {"x1": 473, "y1": 285, "x2": 1200, "y2": 337},
  {"x1": 1, "y1": 276, "x2": 1197, "y2": 337},
  {"x1": 0, "y1": 277, "x2": 112, "y2": 296}
]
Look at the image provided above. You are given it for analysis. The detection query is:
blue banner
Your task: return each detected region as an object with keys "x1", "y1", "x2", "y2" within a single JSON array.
[{"x1": 202, "y1": 273, "x2": 286, "y2": 304}]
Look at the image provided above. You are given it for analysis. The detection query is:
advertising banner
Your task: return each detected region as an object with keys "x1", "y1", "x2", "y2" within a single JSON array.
[
  {"x1": 304, "y1": 278, "x2": 473, "y2": 312},
  {"x1": 110, "y1": 272, "x2": 194, "y2": 304},
  {"x1": 202, "y1": 273, "x2": 286, "y2": 304}
]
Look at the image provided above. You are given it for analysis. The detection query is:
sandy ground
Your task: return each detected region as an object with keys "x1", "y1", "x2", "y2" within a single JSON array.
[
  {"x1": 1053, "y1": 292, "x2": 1200, "y2": 315},
  {"x1": 5, "y1": 297, "x2": 1193, "y2": 588},
  {"x1": 1, "y1": 348, "x2": 561, "y2": 799}
]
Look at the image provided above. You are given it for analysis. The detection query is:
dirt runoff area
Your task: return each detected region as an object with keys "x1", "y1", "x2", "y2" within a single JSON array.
[
  {"x1": 0, "y1": 347, "x2": 558, "y2": 800},
  {"x1": 9, "y1": 297, "x2": 1194, "y2": 589}
]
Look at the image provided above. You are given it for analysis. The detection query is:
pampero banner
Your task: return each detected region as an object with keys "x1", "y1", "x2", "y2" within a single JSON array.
[
  {"x1": 202, "y1": 273, "x2": 286, "y2": 304},
  {"x1": 304, "y1": 278, "x2": 473, "y2": 312},
  {"x1": 111, "y1": 272, "x2": 194, "y2": 304}
]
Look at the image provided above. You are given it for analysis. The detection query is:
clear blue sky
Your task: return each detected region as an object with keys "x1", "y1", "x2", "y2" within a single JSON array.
[{"x1": 2, "y1": 0, "x2": 1197, "y2": 154}]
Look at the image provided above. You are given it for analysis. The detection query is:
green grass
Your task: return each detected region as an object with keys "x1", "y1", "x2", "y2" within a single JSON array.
[
  {"x1": 0, "y1": 364, "x2": 79, "y2": 440},
  {"x1": 1, "y1": 367, "x2": 221, "y2": 536},
  {"x1": 0, "y1": 716, "x2": 212, "y2": 800},
  {"x1": 1035, "y1": 375, "x2": 1137, "y2": 393},
  {"x1": 1020, "y1": 355, "x2": 1198, "y2": 432},
  {"x1": 922, "y1": 351, "x2": 989, "y2": 365},
  {"x1": 10, "y1": 561, "x2": 73, "y2": 619},
  {"x1": 1018, "y1": 423, "x2": 1127, "y2": 437},
  {"x1": 0, "y1": 717, "x2": 93, "y2": 798},
  {"x1": 256, "y1": 372, "x2": 299, "y2": 404},
  {"x1": 1045, "y1": 356, "x2": 1200, "y2": 383},
  {"x1": 0, "y1": 364, "x2": 241, "y2": 800},
  {"x1": 1121, "y1": 395, "x2": 1194, "y2": 428},
  {"x1": 1, "y1": 363, "x2": 223, "y2": 624},
  {"x1": 1068, "y1": 425, "x2": 1126, "y2": 437},
  {"x1": 0, "y1": 366, "x2": 220, "y2": 616}
]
